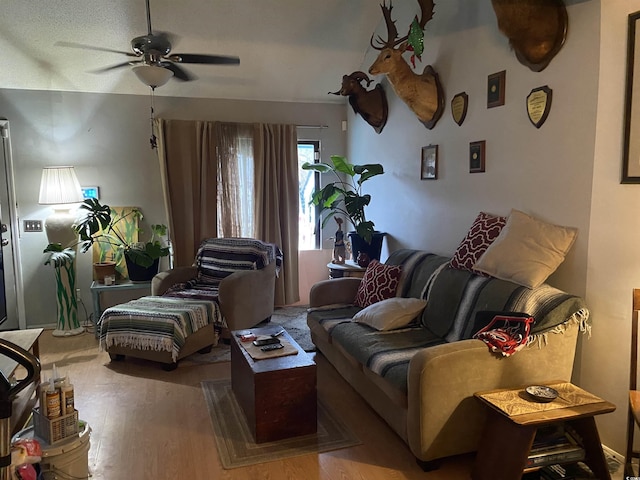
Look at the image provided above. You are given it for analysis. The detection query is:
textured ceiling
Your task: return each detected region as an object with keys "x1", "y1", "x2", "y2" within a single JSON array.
[{"x1": 0, "y1": 0, "x2": 387, "y2": 104}]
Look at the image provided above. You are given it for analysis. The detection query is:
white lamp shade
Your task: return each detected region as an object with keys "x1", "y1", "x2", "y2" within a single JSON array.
[
  {"x1": 38, "y1": 166, "x2": 83, "y2": 205},
  {"x1": 133, "y1": 65, "x2": 174, "y2": 88}
]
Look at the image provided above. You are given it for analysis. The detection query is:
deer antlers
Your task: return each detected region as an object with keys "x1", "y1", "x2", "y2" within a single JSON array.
[{"x1": 370, "y1": 0, "x2": 435, "y2": 50}]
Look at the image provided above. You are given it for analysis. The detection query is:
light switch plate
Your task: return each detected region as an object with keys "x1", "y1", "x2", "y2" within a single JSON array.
[{"x1": 23, "y1": 220, "x2": 43, "y2": 232}]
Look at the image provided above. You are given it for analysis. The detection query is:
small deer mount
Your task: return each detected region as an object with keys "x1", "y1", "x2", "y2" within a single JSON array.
[
  {"x1": 491, "y1": 0, "x2": 568, "y2": 72},
  {"x1": 368, "y1": 0, "x2": 444, "y2": 130},
  {"x1": 330, "y1": 71, "x2": 388, "y2": 134}
]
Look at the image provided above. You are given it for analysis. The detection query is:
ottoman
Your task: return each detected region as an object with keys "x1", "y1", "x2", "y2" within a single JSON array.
[{"x1": 99, "y1": 296, "x2": 222, "y2": 370}]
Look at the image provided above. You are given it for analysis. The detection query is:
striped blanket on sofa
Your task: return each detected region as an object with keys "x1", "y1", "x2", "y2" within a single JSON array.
[
  {"x1": 99, "y1": 296, "x2": 221, "y2": 362},
  {"x1": 307, "y1": 250, "x2": 590, "y2": 393}
]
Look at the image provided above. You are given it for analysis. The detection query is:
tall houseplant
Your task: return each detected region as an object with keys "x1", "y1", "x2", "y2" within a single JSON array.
[
  {"x1": 302, "y1": 155, "x2": 384, "y2": 260},
  {"x1": 44, "y1": 199, "x2": 170, "y2": 282}
]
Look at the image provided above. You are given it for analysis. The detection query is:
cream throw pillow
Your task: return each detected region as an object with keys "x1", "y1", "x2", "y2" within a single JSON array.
[
  {"x1": 353, "y1": 297, "x2": 428, "y2": 331},
  {"x1": 473, "y1": 209, "x2": 577, "y2": 288}
]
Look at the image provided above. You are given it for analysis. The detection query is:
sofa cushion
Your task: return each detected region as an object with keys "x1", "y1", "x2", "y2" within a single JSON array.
[
  {"x1": 353, "y1": 297, "x2": 428, "y2": 331},
  {"x1": 473, "y1": 210, "x2": 578, "y2": 288},
  {"x1": 384, "y1": 251, "x2": 450, "y2": 327},
  {"x1": 329, "y1": 321, "x2": 444, "y2": 394},
  {"x1": 449, "y1": 212, "x2": 507, "y2": 274},
  {"x1": 355, "y1": 260, "x2": 402, "y2": 308},
  {"x1": 421, "y1": 264, "x2": 587, "y2": 343}
]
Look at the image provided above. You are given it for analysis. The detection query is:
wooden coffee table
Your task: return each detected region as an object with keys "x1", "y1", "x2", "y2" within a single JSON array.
[{"x1": 230, "y1": 325, "x2": 317, "y2": 443}]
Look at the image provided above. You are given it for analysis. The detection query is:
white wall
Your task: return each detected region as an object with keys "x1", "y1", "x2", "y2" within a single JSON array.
[
  {"x1": 580, "y1": 0, "x2": 640, "y2": 457},
  {"x1": 0, "y1": 89, "x2": 346, "y2": 328},
  {"x1": 349, "y1": 0, "x2": 599, "y2": 296}
]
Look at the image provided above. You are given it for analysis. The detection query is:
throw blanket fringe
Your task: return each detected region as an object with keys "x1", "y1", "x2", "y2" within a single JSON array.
[
  {"x1": 103, "y1": 330, "x2": 173, "y2": 354},
  {"x1": 528, "y1": 307, "x2": 590, "y2": 347}
]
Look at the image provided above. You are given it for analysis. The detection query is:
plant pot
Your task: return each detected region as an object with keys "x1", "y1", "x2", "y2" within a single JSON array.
[
  {"x1": 93, "y1": 262, "x2": 117, "y2": 284},
  {"x1": 125, "y1": 257, "x2": 160, "y2": 283},
  {"x1": 348, "y1": 231, "x2": 386, "y2": 263}
]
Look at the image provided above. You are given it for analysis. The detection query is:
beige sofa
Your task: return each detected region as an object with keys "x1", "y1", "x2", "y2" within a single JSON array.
[{"x1": 307, "y1": 249, "x2": 588, "y2": 468}]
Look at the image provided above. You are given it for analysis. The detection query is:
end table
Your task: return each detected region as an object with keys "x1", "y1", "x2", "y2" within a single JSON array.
[{"x1": 472, "y1": 382, "x2": 615, "y2": 480}]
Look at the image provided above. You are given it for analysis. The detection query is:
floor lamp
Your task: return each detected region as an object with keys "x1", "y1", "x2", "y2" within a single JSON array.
[{"x1": 39, "y1": 166, "x2": 84, "y2": 336}]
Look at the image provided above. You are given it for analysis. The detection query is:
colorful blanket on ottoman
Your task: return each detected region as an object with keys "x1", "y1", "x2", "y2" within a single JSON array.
[{"x1": 99, "y1": 296, "x2": 221, "y2": 362}]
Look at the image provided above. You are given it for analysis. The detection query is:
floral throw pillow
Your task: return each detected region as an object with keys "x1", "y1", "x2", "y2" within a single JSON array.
[
  {"x1": 450, "y1": 212, "x2": 507, "y2": 273},
  {"x1": 354, "y1": 259, "x2": 402, "y2": 308}
]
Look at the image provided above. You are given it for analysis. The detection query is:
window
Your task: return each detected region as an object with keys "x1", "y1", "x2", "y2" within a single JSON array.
[{"x1": 298, "y1": 141, "x2": 320, "y2": 250}]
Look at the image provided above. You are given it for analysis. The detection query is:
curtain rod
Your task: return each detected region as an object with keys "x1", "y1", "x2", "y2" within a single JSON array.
[{"x1": 296, "y1": 124, "x2": 329, "y2": 129}]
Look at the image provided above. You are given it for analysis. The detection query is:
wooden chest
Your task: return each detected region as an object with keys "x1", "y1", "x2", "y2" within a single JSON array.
[{"x1": 230, "y1": 326, "x2": 317, "y2": 443}]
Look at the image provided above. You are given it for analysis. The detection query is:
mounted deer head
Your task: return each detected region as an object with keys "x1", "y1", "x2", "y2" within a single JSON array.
[
  {"x1": 368, "y1": 0, "x2": 444, "y2": 129},
  {"x1": 330, "y1": 71, "x2": 388, "y2": 134},
  {"x1": 491, "y1": 0, "x2": 568, "y2": 72}
]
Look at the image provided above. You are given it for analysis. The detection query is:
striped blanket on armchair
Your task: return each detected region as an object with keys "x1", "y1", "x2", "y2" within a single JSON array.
[{"x1": 99, "y1": 296, "x2": 222, "y2": 362}]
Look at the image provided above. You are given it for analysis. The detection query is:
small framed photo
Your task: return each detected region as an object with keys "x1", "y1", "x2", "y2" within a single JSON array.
[
  {"x1": 469, "y1": 141, "x2": 486, "y2": 173},
  {"x1": 487, "y1": 70, "x2": 506, "y2": 108},
  {"x1": 421, "y1": 145, "x2": 438, "y2": 180}
]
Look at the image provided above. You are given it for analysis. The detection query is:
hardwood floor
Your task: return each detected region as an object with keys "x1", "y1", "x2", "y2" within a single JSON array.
[{"x1": 33, "y1": 329, "x2": 475, "y2": 479}]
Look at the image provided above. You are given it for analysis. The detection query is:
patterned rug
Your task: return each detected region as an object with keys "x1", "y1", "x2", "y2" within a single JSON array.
[
  {"x1": 202, "y1": 379, "x2": 360, "y2": 468},
  {"x1": 183, "y1": 305, "x2": 312, "y2": 364}
]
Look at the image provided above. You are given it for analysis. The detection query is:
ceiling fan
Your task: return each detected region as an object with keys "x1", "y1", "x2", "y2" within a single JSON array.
[{"x1": 57, "y1": 0, "x2": 240, "y2": 86}]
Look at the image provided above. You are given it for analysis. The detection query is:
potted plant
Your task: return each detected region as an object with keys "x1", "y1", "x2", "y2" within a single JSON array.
[
  {"x1": 44, "y1": 199, "x2": 170, "y2": 282},
  {"x1": 302, "y1": 155, "x2": 385, "y2": 262}
]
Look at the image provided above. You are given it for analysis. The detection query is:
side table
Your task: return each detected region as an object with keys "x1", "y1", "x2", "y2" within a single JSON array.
[
  {"x1": 90, "y1": 280, "x2": 151, "y2": 337},
  {"x1": 327, "y1": 261, "x2": 366, "y2": 279},
  {"x1": 472, "y1": 382, "x2": 615, "y2": 480}
]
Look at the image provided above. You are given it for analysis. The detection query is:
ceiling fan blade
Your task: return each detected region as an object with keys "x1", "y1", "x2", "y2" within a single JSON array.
[
  {"x1": 160, "y1": 62, "x2": 194, "y2": 81},
  {"x1": 90, "y1": 60, "x2": 142, "y2": 74},
  {"x1": 170, "y1": 53, "x2": 240, "y2": 65},
  {"x1": 55, "y1": 41, "x2": 137, "y2": 58}
]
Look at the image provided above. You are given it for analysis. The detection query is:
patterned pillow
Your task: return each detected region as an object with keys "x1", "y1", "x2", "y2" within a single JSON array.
[
  {"x1": 354, "y1": 260, "x2": 402, "y2": 308},
  {"x1": 450, "y1": 212, "x2": 507, "y2": 273}
]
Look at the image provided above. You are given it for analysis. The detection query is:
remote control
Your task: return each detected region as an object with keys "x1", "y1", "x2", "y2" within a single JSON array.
[
  {"x1": 253, "y1": 337, "x2": 281, "y2": 346},
  {"x1": 261, "y1": 343, "x2": 284, "y2": 352}
]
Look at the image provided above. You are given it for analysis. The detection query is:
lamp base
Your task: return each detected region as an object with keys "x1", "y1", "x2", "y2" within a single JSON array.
[{"x1": 52, "y1": 327, "x2": 84, "y2": 337}]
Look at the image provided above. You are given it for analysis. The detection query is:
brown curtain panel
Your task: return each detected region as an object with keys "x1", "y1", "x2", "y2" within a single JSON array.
[
  {"x1": 155, "y1": 119, "x2": 218, "y2": 266},
  {"x1": 253, "y1": 123, "x2": 300, "y2": 305}
]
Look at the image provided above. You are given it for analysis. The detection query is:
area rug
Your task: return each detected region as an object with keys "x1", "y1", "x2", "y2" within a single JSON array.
[
  {"x1": 185, "y1": 305, "x2": 312, "y2": 364},
  {"x1": 202, "y1": 379, "x2": 361, "y2": 469}
]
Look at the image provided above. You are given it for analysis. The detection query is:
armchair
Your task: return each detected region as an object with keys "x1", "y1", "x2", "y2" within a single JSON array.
[{"x1": 152, "y1": 238, "x2": 281, "y2": 334}]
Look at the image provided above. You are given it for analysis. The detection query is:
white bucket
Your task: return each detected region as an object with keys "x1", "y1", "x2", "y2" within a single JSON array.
[{"x1": 14, "y1": 422, "x2": 91, "y2": 480}]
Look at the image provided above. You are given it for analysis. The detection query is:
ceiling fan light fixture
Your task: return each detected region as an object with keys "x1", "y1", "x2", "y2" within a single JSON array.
[{"x1": 133, "y1": 65, "x2": 173, "y2": 88}]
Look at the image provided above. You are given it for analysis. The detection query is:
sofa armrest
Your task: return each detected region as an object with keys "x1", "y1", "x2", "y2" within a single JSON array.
[
  {"x1": 406, "y1": 321, "x2": 579, "y2": 462},
  {"x1": 218, "y1": 261, "x2": 276, "y2": 331},
  {"x1": 309, "y1": 278, "x2": 361, "y2": 307},
  {"x1": 151, "y1": 266, "x2": 198, "y2": 296}
]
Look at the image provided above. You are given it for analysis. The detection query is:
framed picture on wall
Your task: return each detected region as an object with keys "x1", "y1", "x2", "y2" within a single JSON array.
[
  {"x1": 622, "y1": 12, "x2": 640, "y2": 183},
  {"x1": 421, "y1": 145, "x2": 438, "y2": 180},
  {"x1": 487, "y1": 71, "x2": 506, "y2": 108},
  {"x1": 420, "y1": 145, "x2": 438, "y2": 180},
  {"x1": 469, "y1": 141, "x2": 486, "y2": 173}
]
